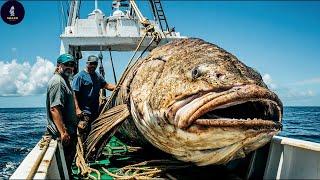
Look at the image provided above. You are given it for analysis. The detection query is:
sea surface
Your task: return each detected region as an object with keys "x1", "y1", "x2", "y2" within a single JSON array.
[{"x1": 0, "y1": 107, "x2": 320, "y2": 178}]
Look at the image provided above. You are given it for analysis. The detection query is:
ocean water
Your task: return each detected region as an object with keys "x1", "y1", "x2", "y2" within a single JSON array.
[
  {"x1": 0, "y1": 108, "x2": 46, "y2": 179},
  {"x1": 279, "y1": 107, "x2": 320, "y2": 142},
  {"x1": 0, "y1": 107, "x2": 319, "y2": 178}
]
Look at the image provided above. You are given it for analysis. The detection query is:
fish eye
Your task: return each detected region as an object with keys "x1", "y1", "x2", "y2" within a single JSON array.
[{"x1": 192, "y1": 67, "x2": 202, "y2": 79}]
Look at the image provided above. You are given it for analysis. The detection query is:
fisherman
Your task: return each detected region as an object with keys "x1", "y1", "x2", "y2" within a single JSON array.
[
  {"x1": 72, "y1": 55, "x2": 116, "y2": 134},
  {"x1": 46, "y1": 53, "x2": 78, "y2": 176}
]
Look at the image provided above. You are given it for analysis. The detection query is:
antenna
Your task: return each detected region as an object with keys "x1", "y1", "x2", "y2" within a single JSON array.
[{"x1": 95, "y1": 0, "x2": 98, "y2": 10}]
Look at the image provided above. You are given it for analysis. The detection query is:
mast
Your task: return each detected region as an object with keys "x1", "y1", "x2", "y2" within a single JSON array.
[
  {"x1": 67, "y1": 0, "x2": 80, "y2": 27},
  {"x1": 95, "y1": 0, "x2": 98, "y2": 10},
  {"x1": 60, "y1": 0, "x2": 185, "y2": 58}
]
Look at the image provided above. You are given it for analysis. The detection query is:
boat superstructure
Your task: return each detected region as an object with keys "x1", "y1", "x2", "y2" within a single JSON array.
[
  {"x1": 59, "y1": 0, "x2": 185, "y2": 73},
  {"x1": 10, "y1": 0, "x2": 320, "y2": 179}
]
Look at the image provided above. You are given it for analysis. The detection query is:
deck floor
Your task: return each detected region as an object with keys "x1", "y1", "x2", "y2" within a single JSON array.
[{"x1": 72, "y1": 137, "x2": 246, "y2": 179}]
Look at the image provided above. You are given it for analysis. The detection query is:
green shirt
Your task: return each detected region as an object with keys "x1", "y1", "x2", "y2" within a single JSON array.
[{"x1": 46, "y1": 73, "x2": 78, "y2": 138}]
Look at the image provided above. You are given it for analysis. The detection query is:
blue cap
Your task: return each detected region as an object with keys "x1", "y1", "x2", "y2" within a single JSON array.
[{"x1": 57, "y1": 54, "x2": 74, "y2": 64}]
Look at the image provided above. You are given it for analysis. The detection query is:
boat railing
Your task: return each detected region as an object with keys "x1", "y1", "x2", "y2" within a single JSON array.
[
  {"x1": 264, "y1": 135, "x2": 320, "y2": 179},
  {"x1": 10, "y1": 136, "x2": 69, "y2": 179}
]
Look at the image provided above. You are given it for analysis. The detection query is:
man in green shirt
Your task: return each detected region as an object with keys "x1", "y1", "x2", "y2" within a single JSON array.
[{"x1": 46, "y1": 53, "x2": 78, "y2": 176}]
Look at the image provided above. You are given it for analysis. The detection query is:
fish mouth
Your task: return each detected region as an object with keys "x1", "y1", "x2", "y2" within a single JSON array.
[{"x1": 167, "y1": 85, "x2": 283, "y2": 130}]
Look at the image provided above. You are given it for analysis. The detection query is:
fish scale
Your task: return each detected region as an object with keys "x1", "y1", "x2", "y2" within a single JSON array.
[{"x1": 85, "y1": 38, "x2": 283, "y2": 166}]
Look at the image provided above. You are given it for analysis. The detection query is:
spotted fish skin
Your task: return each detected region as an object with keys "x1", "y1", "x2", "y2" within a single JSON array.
[{"x1": 110, "y1": 38, "x2": 283, "y2": 165}]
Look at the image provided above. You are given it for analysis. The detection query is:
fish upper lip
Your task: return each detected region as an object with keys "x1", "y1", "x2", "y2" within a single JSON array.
[{"x1": 167, "y1": 84, "x2": 283, "y2": 129}]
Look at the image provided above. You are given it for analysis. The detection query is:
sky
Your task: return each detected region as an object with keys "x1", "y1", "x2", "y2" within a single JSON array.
[{"x1": 0, "y1": 1, "x2": 319, "y2": 108}]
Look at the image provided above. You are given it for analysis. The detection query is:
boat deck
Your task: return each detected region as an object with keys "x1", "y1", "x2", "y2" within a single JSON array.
[
  {"x1": 71, "y1": 137, "x2": 247, "y2": 179},
  {"x1": 11, "y1": 135, "x2": 320, "y2": 179}
]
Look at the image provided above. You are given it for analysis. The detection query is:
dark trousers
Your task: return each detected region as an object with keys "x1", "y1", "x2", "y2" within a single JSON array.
[{"x1": 63, "y1": 134, "x2": 77, "y2": 178}]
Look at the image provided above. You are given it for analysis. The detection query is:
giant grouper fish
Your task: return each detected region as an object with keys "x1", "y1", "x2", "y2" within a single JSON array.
[{"x1": 84, "y1": 38, "x2": 283, "y2": 166}]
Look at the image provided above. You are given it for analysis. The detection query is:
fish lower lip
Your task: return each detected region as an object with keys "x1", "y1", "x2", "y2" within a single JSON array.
[
  {"x1": 173, "y1": 85, "x2": 283, "y2": 129},
  {"x1": 194, "y1": 118, "x2": 282, "y2": 130}
]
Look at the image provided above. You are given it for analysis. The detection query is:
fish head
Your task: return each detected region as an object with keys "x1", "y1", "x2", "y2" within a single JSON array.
[{"x1": 130, "y1": 38, "x2": 283, "y2": 165}]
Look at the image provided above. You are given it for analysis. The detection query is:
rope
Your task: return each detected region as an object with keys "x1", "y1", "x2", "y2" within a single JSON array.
[
  {"x1": 85, "y1": 104, "x2": 130, "y2": 160},
  {"x1": 109, "y1": 48, "x2": 117, "y2": 84},
  {"x1": 102, "y1": 166, "x2": 161, "y2": 179},
  {"x1": 98, "y1": 50, "x2": 107, "y2": 106},
  {"x1": 101, "y1": 30, "x2": 158, "y2": 114},
  {"x1": 26, "y1": 136, "x2": 51, "y2": 179},
  {"x1": 100, "y1": 160, "x2": 189, "y2": 179},
  {"x1": 99, "y1": 32, "x2": 146, "y2": 114},
  {"x1": 75, "y1": 21, "x2": 162, "y2": 179},
  {"x1": 75, "y1": 128, "x2": 101, "y2": 179}
]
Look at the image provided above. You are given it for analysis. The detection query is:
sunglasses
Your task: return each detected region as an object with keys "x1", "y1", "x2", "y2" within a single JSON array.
[
  {"x1": 63, "y1": 62, "x2": 75, "y2": 67},
  {"x1": 88, "y1": 62, "x2": 98, "y2": 66}
]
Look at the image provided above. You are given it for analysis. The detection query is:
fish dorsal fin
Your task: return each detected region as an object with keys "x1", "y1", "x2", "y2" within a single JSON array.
[{"x1": 85, "y1": 104, "x2": 130, "y2": 160}]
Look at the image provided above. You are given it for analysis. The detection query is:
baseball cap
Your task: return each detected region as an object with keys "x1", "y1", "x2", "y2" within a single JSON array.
[
  {"x1": 87, "y1": 55, "x2": 99, "y2": 63},
  {"x1": 57, "y1": 53, "x2": 75, "y2": 64}
]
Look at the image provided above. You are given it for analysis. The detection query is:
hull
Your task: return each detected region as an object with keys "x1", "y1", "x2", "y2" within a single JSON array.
[
  {"x1": 11, "y1": 135, "x2": 320, "y2": 179},
  {"x1": 264, "y1": 136, "x2": 320, "y2": 179},
  {"x1": 10, "y1": 136, "x2": 69, "y2": 179}
]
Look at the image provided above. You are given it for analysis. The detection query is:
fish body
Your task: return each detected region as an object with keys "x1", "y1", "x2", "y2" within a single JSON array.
[{"x1": 88, "y1": 38, "x2": 283, "y2": 166}]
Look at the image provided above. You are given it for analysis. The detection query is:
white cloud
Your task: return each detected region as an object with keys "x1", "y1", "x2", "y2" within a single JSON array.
[
  {"x1": 262, "y1": 73, "x2": 277, "y2": 90},
  {"x1": 0, "y1": 57, "x2": 55, "y2": 96},
  {"x1": 306, "y1": 90, "x2": 315, "y2": 96},
  {"x1": 262, "y1": 73, "x2": 316, "y2": 104},
  {"x1": 289, "y1": 77, "x2": 320, "y2": 86},
  {"x1": 262, "y1": 73, "x2": 272, "y2": 84},
  {"x1": 284, "y1": 89, "x2": 315, "y2": 98}
]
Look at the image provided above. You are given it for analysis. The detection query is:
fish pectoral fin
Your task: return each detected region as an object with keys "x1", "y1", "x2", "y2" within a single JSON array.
[{"x1": 84, "y1": 104, "x2": 130, "y2": 160}]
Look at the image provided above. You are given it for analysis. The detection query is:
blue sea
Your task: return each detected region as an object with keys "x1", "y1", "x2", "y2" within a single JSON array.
[{"x1": 0, "y1": 107, "x2": 320, "y2": 178}]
